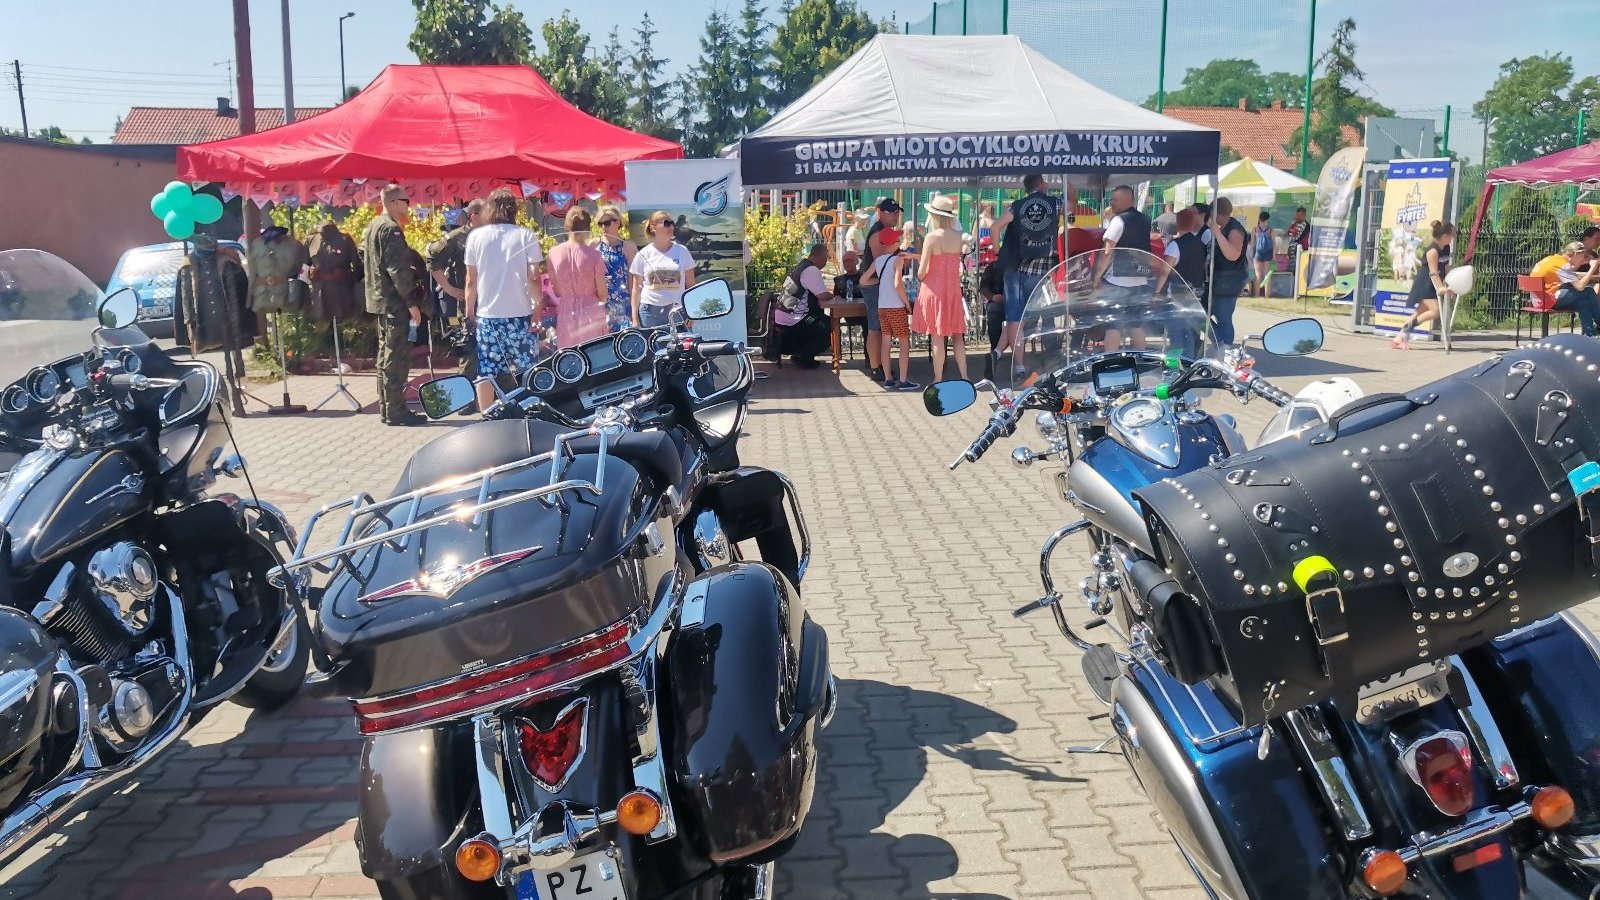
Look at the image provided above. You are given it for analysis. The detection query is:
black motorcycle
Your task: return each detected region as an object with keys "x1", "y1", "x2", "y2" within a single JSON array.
[
  {"x1": 273, "y1": 279, "x2": 833, "y2": 900},
  {"x1": 0, "y1": 249, "x2": 308, "y2": 867}
]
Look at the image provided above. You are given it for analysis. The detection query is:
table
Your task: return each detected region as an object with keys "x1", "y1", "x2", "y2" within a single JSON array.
[{"x1": 821, "y1": 300, "x2": 867, "y2": 374}]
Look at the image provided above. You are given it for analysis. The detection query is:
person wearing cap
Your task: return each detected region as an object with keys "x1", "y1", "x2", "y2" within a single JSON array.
[
  {"x1": 428, "y1": 198, "x2": 485, "y2": 319},
  {"x1": 363, "y1": 183, "x2": 426, "y2": 426},
  {"x1": 1531, "y1": 241, "x2": 1600, "y2": 337},
  {"x1": 857, "y1": 197, "x2": 903, "y2": 382},
  {"x1": 845, "y1": 210, "x2": 870, "y2": 257}
]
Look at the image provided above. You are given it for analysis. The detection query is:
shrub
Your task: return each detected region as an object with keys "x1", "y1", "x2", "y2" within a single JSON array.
[{"x1": 745, "y1": 204, "x2": 814, "y2": 292}]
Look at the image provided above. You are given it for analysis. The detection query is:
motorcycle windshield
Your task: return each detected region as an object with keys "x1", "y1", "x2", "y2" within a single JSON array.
[
  {"x1": 1015, "y1": 247, "x2": 1211, "y2": 388},
  {"x1": 0, "y1": 249, "x2": 108, "y2": 387}
]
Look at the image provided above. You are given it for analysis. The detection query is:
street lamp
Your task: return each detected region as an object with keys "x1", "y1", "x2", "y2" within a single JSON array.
[{"x1": 338, "y1": 11, "x2": 355, "y2": 103}]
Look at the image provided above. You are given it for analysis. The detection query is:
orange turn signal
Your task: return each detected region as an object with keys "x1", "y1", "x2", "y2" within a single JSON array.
[
  {"x1": 1532, "y1": 785, "x2": 1576, "y2": 829},
  {"x1": 455, "y1": 837, "x2": 502, "y2": 882},
  {"x1": 1361, "y1": 848, "x2": 1408, "y2": 896},
  {"x1": 616, "y1": 790, "x2": 663, "y2": 836}
]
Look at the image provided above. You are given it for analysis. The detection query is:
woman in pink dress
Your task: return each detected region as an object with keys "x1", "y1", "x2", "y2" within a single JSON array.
[
  {"x1": 912, "y1": 195, "x2": 969, "y2": 382},
  {"x1": 545, "y1": 207, "x2": 609, "y2": 347}
]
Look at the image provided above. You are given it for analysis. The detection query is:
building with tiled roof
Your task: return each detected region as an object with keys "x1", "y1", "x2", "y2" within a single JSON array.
[
  {"x1": 1163, "y1": 100, "x2": 1363, "y2": 173},
  {"x1": 112, "y1": 107, "x2": 333, "y2": 146}
]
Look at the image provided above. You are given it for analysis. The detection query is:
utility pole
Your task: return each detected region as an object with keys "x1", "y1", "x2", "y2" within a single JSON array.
[
  {"x1": 1155, "y1": 0, "x2": 1170, "y2": 113},
  {"x1": 11, "y1": 60, "x2": 27, "y2": 139},
  {"x1": 233, "y1": 0, "x2": 258, "y2": 241},
  {"x1": 338, "y1": 12, "x2": 355, "y2": 102},
  {"x1": 1298, "y1": 0, "x2": 1317, "y2": 178},
  {"x1": 280, "y1": 0, "x2": 295, "y2": 125}
]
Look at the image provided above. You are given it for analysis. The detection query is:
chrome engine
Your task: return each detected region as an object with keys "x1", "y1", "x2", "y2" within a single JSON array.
[{"x1": 86, "y1": 543, "x2": 159, "y2": 636}]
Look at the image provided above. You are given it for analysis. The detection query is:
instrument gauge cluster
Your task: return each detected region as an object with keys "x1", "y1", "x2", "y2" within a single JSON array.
[
  {"x1": 616, "y1": 330, "x2": 649, "y2": 365},
  {"x1": 24, "y1": 367, "x2": 60, "y2": 403},
  {"x1": 1, "y1": 386, "x2": 28, "y2": 414},
  {"x1": 530, "y1": 368, "x2": 557, "y2": 394},
  {"x1": 117, "y1": 349, "x2": 142, "y2": 375},
  {"x1": 1114, "y1": 397, "x2": 1165, "y2": 430},
  {"x1": 554, "y1": 349, "x2": 588, "y2": 384}
]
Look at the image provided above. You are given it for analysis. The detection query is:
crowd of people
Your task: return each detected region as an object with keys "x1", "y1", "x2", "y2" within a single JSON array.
[{"x1": 359, "y1": 184, "x2": 698, "y2": 424}]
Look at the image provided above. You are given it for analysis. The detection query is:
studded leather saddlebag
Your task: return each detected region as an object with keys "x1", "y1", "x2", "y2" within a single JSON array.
[{"x1": 1133, "y1": 334, "x2": 1600, "y2": 727}]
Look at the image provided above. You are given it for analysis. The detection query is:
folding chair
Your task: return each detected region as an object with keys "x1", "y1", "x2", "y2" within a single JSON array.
[{"x1": 1515, "y1": 275, "x2": 1577, "y2": 346}]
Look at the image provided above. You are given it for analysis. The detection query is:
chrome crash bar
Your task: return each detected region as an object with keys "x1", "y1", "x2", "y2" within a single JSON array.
[{"x1": 268, "y1": 426, "x2": 612, "y2": 588}]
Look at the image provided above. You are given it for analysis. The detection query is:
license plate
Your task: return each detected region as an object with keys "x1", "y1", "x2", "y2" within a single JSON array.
[
  {"x1": 516, "y1": 849, "x2": 627, "y2": 900},
  {"x1": 1356, "y1": 661, "x2": 1453, "y2": 725}
]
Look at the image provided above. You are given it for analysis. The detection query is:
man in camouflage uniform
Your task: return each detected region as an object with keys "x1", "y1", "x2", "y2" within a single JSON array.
[
  {"x1": 363, "y1": 183, "x2": 425, "y2": 426},
  {"x1": 427, "y1": 198, "x2": 485, "y2": 377}
]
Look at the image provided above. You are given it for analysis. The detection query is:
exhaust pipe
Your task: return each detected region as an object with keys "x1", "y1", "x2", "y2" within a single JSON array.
[{"x1": 0, "y1": 587, "x2": 193, "y2": 866}]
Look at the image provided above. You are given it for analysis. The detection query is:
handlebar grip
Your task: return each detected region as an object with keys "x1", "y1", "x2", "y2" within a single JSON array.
[
  {"x1": 696, "y1": 340, "x2": 743, "y2": 358},
  {"x1": 1248, "y1": 377, "x2": 1294, "y2": 406},
  {"x1": 108, "y1": 374, "x2": 141, "y2": 391},
  {"x1": 964, "y1": 415, "x2": 1011, "y2": 463}
]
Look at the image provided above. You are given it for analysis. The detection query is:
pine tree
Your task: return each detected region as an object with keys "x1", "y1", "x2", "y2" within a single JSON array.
[
  {"x1": 533, "y1": 12, "x2": 600, "y2": 114},
  {"x1": 686, "y1": 10, "x2": 741, "y2": 156},
  {"x1": 733, "y1": 0, "x2": 773, "y2": 129},
  {"x1": 628, "y1": 13, "x2": 671, "y2": 138},
  {"x1": 591, "y1": 28, "x2": 630, "y2": 124},
  {"x1": 1290, "y1": 18, "x2": 1392, "y2": 172}
]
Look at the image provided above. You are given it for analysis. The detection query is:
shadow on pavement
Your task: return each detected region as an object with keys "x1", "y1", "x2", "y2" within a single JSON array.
[
  {"x1": 1248, "y1": 353, "x2": 1377, "y2": 377},
  {"x1": 782, "y1": 678, "x2": 1075, "y2": 899}
]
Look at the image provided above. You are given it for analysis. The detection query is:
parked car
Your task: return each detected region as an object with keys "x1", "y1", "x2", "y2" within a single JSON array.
[{"x1": 105, "y1": 241, "x2": 246, "y2": 338}]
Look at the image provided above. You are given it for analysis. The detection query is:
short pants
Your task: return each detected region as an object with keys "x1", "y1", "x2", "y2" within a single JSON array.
[
  {"x1": 640, "y1": 304, "x2": 675, "y2": 328},
  {"x1": 862, "y1": 283, "x2": 881, "y2": 330},
  {"x1": 878, "y1": 306, "x2": 910, "y2": 340},
  {"x1": 475, "y1": 315, "x2": 537, "y2": 377},
  {"x1": 1003, "y1": 269, "x2": 1046, "y2": 323}
]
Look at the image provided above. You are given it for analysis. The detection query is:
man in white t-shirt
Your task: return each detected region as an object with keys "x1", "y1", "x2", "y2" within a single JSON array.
[
  {"x1": 629, "y1": 214, "x2": 697, "y2": 327},
  {"x1": 464, "y1": 188, "x2": 544, "y2": 411}
]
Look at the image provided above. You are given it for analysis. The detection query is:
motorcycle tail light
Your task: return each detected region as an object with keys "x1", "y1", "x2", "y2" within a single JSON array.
[
  {"x1": 1361, "y1": 848, "x2": 1408, "y2": 896},
  {"x1": 519, "y1": 699, "x2": 587, "y2": 789},
  {"x1": 1401, "y1": 731, "x2": 1476, "y2": 817},
  {"x1": 351, "y1": 620, "x2": 630, "y2": 735},
  {"x1": 1451, "y1": 841, "x2": 1504, "y2": 873},
  {"x1": 1531, "y1": 785, "x2": 1576, "y2": 829}
]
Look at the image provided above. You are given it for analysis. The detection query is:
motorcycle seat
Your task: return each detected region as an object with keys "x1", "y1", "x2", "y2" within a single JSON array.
[{"x1": 390, "y1": 418, "x2": 684, "y2": 497}]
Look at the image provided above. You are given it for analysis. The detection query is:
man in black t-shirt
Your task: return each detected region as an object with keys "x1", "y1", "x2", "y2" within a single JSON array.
[{"x1": 989, "y1": 174, "x2": 1062, "y2": 376}]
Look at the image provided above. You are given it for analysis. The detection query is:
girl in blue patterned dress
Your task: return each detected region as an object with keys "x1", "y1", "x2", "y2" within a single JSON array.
[{"x1": 595, "y1": 205, "x2": 636, "y2": 333}]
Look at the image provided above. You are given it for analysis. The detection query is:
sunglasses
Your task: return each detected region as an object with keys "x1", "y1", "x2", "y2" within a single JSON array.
[
  {"x1": 599, "y1": 219, "x2": 620, "y2": 226},
  {"x1": 657, "y1": 221, "x2": 676, "y2": 229}
]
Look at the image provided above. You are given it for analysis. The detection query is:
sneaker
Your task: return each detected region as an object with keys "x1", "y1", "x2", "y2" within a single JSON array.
[
  {"x1": 869, "y1": 366, "x2": 886, "y2": 382},
  {"x1": 882, "y1": 379, "x2": 900, "y2": 390},
  {"x1": 896, "y1": 380, "x2": 922, "y2": 392}
]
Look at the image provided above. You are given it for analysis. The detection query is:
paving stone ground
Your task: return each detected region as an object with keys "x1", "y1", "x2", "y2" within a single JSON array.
[{"x1": 1, "y1": 314, "x2": 1586, "y2": 899}]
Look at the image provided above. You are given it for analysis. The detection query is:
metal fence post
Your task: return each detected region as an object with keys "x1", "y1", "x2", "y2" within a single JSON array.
[
  {"x1": 1299, "y1": 0, "x2": 1317, "y2": 178},
  {"x1": 1572, "y1": 108, "x2": 1588, "y2": 215},
  {"x1": 1156, "y1": 0, "x2": 1170, "y2": 112},
  {"x1": 1442, "y1": 105, "x2": 1451, "y2": 156},
  {"x1": 1001, "y1": 0, "x2": 1009, "y2": 34},
  {"x1": 931, "y1": 0, "x2": 938, "y2": 32},
  {"x1": 962, "y1": 0, "x2": 968, "y2": 34}
]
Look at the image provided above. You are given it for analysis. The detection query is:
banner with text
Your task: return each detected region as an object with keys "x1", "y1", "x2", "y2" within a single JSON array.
[
  {"x1": 624, "y1": 159, "x2": 748, "y2": 343},
  {"x1": 1372, "y1": 158, "x2": 1453, "y2": 337},
  {"x1": 739, "y1": 129, "x2": 1221, "y2": 186},
  {"x1": 1304, "y1": 146, "x2": 1367, "y2": 292}
]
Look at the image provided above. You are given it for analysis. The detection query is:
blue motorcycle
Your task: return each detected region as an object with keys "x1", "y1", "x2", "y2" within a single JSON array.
[{"x1": 926, "y1": 247, "x2": 1600, "y2": 899}]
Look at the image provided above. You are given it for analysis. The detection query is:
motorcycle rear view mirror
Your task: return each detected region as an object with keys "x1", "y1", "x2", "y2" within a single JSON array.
[
  {"x1": 419, "y1": 376, "x2": 476, "y2": 419},
  {"x1": 98, "y1": 288, "x2": 139, "y2": 329},
  {"x1": 682, "y1": 278, "x2": 734, "y2": 320},
  {"x1": 1260, "y1": 318, "x2": 1325, "y2": 357},
  {"x1": 924, "y1": 379, "x2": 978, "y2": 417}
]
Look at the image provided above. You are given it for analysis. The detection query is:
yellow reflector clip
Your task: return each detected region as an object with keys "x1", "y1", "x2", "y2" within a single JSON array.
[{"x1": 1292, "y1": 555, "x2": 1339, "y2": 594}]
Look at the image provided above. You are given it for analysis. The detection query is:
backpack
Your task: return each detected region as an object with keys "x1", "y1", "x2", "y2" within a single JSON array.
[
  {"x1": 1013, "y1": 193, "x2": 1060, "y2": 261},
  {"x1": 1255, "y1": 228, "x2": 1274, "y2": 258}
]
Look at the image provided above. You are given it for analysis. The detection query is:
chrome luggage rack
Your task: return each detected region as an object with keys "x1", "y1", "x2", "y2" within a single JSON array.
[{"x1": 268, "y1": 427, "x2": 612, "y2": 591}]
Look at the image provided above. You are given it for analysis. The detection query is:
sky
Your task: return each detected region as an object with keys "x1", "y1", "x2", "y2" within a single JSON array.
[{"x1": 1, "y1": 0, "x2": 1595, "y2": 161}]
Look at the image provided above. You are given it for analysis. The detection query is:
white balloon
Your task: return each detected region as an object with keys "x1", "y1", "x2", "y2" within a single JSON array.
[{"x1": 1444, "y1": 265, "x2": 1475, "y2": 297}]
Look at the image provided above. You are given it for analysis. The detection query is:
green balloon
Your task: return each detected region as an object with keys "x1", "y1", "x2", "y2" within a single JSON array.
[
  {"x1": 190, "y1": 193, "x2": 224, "y2": 224},
  {"x1": 162, "y1": 181, "x2": 192, "y2": 207},
  {"x1": 164, "y1": 210, "x2": 195, "y2": 240},
  {"x1": 150, "y1": 192, "x2": 176, "y2": 219}
]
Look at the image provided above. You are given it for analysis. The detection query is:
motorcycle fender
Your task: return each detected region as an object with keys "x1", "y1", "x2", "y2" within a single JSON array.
[
  {"x1": 1111, "y1": 663, "x2": 1344, "y2": 900},
  {"x1": 1471, "y1": 612, "x2": 1600, "y2": 832},
  {"x1": 355, "y1": 722, "x2": 482, "y2": 885},
  {"x1": 697, "y1": 467, "x2": 804, "y2": 587},
  {"x1": 666, "y1": 562, "x2": 822, "y2": 865}
]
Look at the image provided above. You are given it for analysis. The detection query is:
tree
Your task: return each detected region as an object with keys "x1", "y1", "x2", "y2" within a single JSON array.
[
  {"x1": 1473, "y1": 54, "x2": 1599, "y2": 166},
  {"x1": 1151, "y1": 59, "x2": 1303, "y2": 110},
  {"x1": 628, "y1": 13, "x2": 672, "y2": 138},
  {"x1": 533, "y1": 12, "x2": 603, "y2": 114},
  {"x1": 0, "y1": 125, "x2": 85, "y2": 144},
  {"x1": 1290, "y1": 18, "x2": 1392, "y2": 172},
  {"x1": 685, "y1": 10, "x2": 741, "y2": 156},
  {"x1": 770, "y1": 0, "x2": 880, "y2": 108},
  {"x1": 343, "y1": 85, "x2": 362, "y2": 102},
  {"x1": 409, "y1": 0, "x2": 531, "y2": 65},
  {"x1": 732, "y1": 0, "x2": 773, "y2": 129},
  {"x1": 592, "y1": 28, "x2": 630, "y2": 125}
]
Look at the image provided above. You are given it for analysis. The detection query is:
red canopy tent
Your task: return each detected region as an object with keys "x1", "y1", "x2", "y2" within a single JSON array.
[
  {"x1": 1465, "y1": 141, "x2": 1600, "y2": 260},
  {"x1": 176, "y1": 64, "x2": 681, "y2": 207}
]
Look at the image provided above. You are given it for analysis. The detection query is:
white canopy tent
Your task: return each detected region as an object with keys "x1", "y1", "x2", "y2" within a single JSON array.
[{"x1": 733, "y1": 35, "x2": 1221, "y2": 189}]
